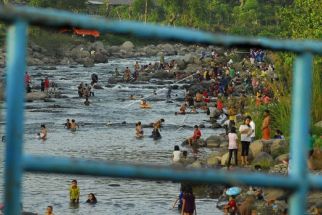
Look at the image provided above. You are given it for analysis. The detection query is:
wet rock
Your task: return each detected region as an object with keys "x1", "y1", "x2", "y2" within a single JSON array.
[
  {"x1": 206, "y1": 135, "x2": 222, "y2": 148},
  {"x1": 26, "y1": 92, "x2": 47, "y2": 100},
  {"x1": 150, "y1": 71, "x2": 175, "y2": 79},
  {"x1": 93, "y1": 84, "x2": 104, "y2": 89},
  {"x1": 188, "y1": 160, "x2": 202, "y2": 168}
]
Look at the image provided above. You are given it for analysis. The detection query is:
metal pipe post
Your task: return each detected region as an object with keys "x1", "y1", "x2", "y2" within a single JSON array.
[
  {"x1": 289, "y1": 53, "x2": 313, "y2": 215},
  {"x1": 4, "y1": 21, "x2": 28, "y2": 215}
]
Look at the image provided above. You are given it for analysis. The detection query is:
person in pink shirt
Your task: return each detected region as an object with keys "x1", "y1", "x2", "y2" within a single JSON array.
[{"x1": 227, "y1": 127, "x2": 238, "y2": 168}]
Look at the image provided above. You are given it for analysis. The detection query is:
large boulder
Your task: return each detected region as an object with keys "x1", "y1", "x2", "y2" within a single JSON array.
[
  {"x1": 249, "y1": 140, "x2": 264, "y2": 158},
  {"x1": 270, "y1": 139, "x2": 289, "y2": 158},
  {"x1": 252, "y1": 152, "x2": 274, "y2": 169},
  {"x1": 207, "y1": 151, "x2": 222, "y2": 166},
  {"x1": 221, "y1": 152, "x2": 229, "y2": 166},
  {"x1": 206, "y1": 135, "x2": 223, "y2": 148},
  {"x1": 188, "y1": 160, "x2": 202, "y2": 168},
  {"x1": 90, "y1": 41, "x2": 105, "y2": 52},
  {"x1": 26, "y1": 92, "x2": 47, "y2": 100},
  {"x1": 94, "y1": 53, "x2": 108, "y2": 63},
  {"x1": 120, "y1": 41, "x2": 134, "y2": 50}
]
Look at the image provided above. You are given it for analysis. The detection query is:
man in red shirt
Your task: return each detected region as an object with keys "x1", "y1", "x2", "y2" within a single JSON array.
[{"x1": 188, "y1": 125, "x2": 202, "y2": 146}]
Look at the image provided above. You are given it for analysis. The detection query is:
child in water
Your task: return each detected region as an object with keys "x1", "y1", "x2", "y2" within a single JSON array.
[
  {"x1": 69, "y1": 179, "x2": 80, "y2": 203},
  {"x1": 135, "y1": 121, "x2": 144, "y2": 138}
]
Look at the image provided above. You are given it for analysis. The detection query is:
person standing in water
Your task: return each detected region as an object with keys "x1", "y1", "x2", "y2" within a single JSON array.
[
  {"x1": 64, "y1": 119, "x2": 71, "y2": 129},
  {"x1": 181, "y1": 185, "x2": 197, "y2": 215},
  {"x1": 69, "y1": 179, "x2": 80, "y2": 203},
  {"x1": 38, "y1": 124, "x2": 47, "y2": 140},
  {"x1": 135, "y1": 121, "x2": 144, "y2": 138}
]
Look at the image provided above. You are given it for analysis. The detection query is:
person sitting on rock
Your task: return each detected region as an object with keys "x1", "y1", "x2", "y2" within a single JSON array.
[
  {"x1": 187, "y1": 125, "x2": 201, "y2": 146},
  {"x1": 176, "y1": 103, "x2": 187, "y2": 115},
  {"x1": 224, "y1": 196, "x2": 238, "y2": 215}
]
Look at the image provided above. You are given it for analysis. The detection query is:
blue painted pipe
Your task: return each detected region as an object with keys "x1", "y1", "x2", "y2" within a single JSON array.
[
  {"x1": 23, "y1": 155, "x2": 298, "y2": 189},
  {"x1": 4, "y1": 21, "x2": 28, "y2": 215},
  {"x1": 289, "y1": 53, "x2": 313, "y2": 215}
]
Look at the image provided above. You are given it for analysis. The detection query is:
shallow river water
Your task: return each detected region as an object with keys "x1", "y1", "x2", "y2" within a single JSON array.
[{"x1": 0, "y1": 57, "x2": 223, "y2": 214}]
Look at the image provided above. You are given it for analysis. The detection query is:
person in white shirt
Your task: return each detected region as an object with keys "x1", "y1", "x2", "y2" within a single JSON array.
[
  {"x1": 173, "y1": 145, "x2": 181, "y2": 163},
  {"x1": 247, "y1": 116, "x2": 256, "y2": 142},
  {"x1": 239, "y1": 117, "x2": 252, "y2": 166},
  {"x1": 227, "y1": 127, "x2": 238, "y2": 168}
]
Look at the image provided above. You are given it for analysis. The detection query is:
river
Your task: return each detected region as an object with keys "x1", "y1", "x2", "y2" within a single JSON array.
[{"x1": 0, "y1": 57, "x2": 223, "y2": 214}]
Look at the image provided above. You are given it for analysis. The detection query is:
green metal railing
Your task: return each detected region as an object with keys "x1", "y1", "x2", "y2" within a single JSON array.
[{"x1": 1, "y1": 4, "x2": 321, "y2": 215}]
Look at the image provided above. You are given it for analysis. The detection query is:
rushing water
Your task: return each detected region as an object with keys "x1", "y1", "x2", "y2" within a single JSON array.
[{"x1": 0, "y1": 57, "x2": 223, "y2": 214}]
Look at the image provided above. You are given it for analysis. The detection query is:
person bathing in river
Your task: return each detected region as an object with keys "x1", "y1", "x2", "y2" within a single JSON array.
[
  {"x1": 70, "y1": 119, "x2": 79, "y2": 132},
  {"x1": 150, "y1": 124, "x2": 161, "y2": 140},
  {"x1": 153, "y1": 118, "x2": 165, "y2": 131},
  {"x1": 86, "y1": 193, "x2": 97, "y2": 204},
  {"x1": 37, "y1": 124, "x2": 47, "y2": 140},
  {"x1": 129, "y1": 94, "x2": 136, "y2": 100},
  {"x1": 135, "y1": 121, "x2": 144, "y2": 138},
  {"x1": 187, "y1": 125, "x2": 201, "y2": 146},
  {"x1": 64, "y1": 119, "x2": 71, "y2": 129},
  {"x1": 176, "y1": 103, "x2": 187, "y2": 115},
  {"x1": 173, "y1": 145, "x2": 181, "y2": 163},
  {"x1": 69, "y1": 179, "x2": 80, "y2": 203},
  {"x1": 44, "y1": 205, "x2": 55, "y2": 215}
]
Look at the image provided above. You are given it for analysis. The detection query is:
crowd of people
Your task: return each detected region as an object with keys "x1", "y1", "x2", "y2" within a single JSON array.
[{"x1": 20, "y1": 47, "x2": 316, "y2": 215}]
